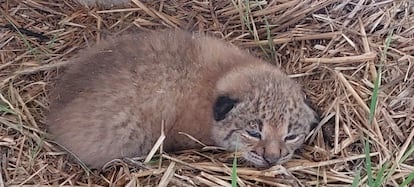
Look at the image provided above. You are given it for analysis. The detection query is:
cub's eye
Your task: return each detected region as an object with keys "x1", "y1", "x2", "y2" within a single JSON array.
[
  {"x1": 284, "y1": 134, "x2": 298, "y2": 141},
  {"x1": 245, "y1": 130, "x2": 261, "y2": 139}
]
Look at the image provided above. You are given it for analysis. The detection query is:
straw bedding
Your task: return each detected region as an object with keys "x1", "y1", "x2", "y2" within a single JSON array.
[{"x1": 1, "y1": 0, "x2": 413, "y2": 186}]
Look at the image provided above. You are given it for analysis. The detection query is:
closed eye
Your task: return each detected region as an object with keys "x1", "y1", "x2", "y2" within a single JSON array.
[
  {"x1": 245, "y1": 130, "x2": 261, "y2": 139},
  {"x1": 284, "y1": 134, "x2": 298, "y2": 141}
]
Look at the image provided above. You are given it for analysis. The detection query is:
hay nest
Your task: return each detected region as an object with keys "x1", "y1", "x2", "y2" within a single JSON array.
[{"x1": 1, "y1": 0, "x2": 414, "y2": 186}]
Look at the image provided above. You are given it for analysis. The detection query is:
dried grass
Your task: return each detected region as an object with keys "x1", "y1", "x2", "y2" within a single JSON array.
[{"x1": 1, "y1": 0, "x2": 414, "y2": 186}]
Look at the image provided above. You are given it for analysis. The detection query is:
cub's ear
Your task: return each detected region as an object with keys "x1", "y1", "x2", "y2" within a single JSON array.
[
  {"x1": 310, "y1": 115, "x2": 320, "y2": 131},
  {"x1": 213, "y1": 95, "x2": 239, "y2": 121},
  {"x1": 304, "y1": 97, "x2": 320, "y2": 131}
]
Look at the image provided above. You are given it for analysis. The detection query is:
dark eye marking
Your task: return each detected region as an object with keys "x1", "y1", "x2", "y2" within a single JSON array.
[
  {"x1": 284, "y1": 134, "x2": 298, "y2": 141},
  {"x1": 246, "y1": 129, "x2": 261, "y2": 139},
  {"x1": 213, "y1": 95, "x2": 239, "y2": 121}
]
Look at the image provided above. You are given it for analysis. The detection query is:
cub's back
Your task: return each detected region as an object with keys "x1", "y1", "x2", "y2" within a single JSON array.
[{"x1": 47, "y1": 31, "x2": 202, "y2": 168}]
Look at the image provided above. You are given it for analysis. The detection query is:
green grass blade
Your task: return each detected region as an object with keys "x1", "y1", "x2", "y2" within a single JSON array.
[
  {"x1": 365, "y1": 139, "x2": 374, "y2": 186},
  {"x1": 367, "y1": 40, "x2": 383, "y2": 125},
  {"x1": 243, "y1": 0, "x2": 252, "y2": 32},
  {"x1": 365, "y1": 26, "x2": 384, "y2": 187},
  {"x1": 364, "y1": 29, "x2": 394, "y2": 187},
  {"x1": 0, "y1": 104, "x2": 15, "y2": 114},
  {"x1": 255, "y1": 0, "x2": 275, "y2": 60},
  {"x1": 231, "y1": 136, "x2": 239, "y2": 187},
  {"x1": 386, "y1": 145, "x2": 414, "y2": 181},
  {"x1": 351, "y1": 170, "x2": 361, "y2": 187},
  {"x1": 386, "y1": 145, "x2": 414, "y2": 186},
  {"x1": 368, "y1": 29, "x2": 392, "y2": 125},
  {"x1": 368, "y1": 29, "x2": 393, "y2": 124},
  {"x1": 231, "y1": 152, "x2": 238, "y2": 187},
  {"x1": 367, "y1": 69, "x2": 381, "y2": 125},
  {"x1": 400, "y1": 145, "x2": 414, "y2": 164},
  {"x1": 366, "y1": 73, "x2": 380, "y2": 187},
  {"x1": 373, "y1": 162, "x2": 389, "y2": 187},
  {"x1": 399, "y1": 172, "x2": 414, "y2": 187}
]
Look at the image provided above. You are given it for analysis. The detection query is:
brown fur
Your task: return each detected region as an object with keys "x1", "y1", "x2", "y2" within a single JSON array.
[{"x1": 47, "y1": 30, "x2": 318, "y2": 169}]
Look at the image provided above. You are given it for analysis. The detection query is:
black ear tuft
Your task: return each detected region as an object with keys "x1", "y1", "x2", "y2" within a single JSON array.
[{"x1": 213, "y1": 95, "x2": 239, "y2": 121}]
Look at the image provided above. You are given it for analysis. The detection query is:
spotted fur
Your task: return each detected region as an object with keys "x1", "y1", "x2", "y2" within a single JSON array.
[{"x1": 212, "y1": 64, "x2": 319, "y2": 167}]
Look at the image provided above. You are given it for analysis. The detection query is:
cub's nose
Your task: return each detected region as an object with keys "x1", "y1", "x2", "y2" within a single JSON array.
[
  {"x1": 263, "y1": 147, "x2": 289, "y2": 165},
  {"x1": 251, "y1": 141, "x2": 291, "y2": 166}
]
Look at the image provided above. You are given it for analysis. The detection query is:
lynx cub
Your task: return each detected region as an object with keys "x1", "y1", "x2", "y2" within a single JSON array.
[{"x1": 47, "y1": 30, "x2": 318, "y2": 169}]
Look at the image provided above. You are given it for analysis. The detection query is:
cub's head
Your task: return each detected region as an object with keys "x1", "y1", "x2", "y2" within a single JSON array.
[{"x1": 211, "y1": 63, "x2": 318, "y2": 167}]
